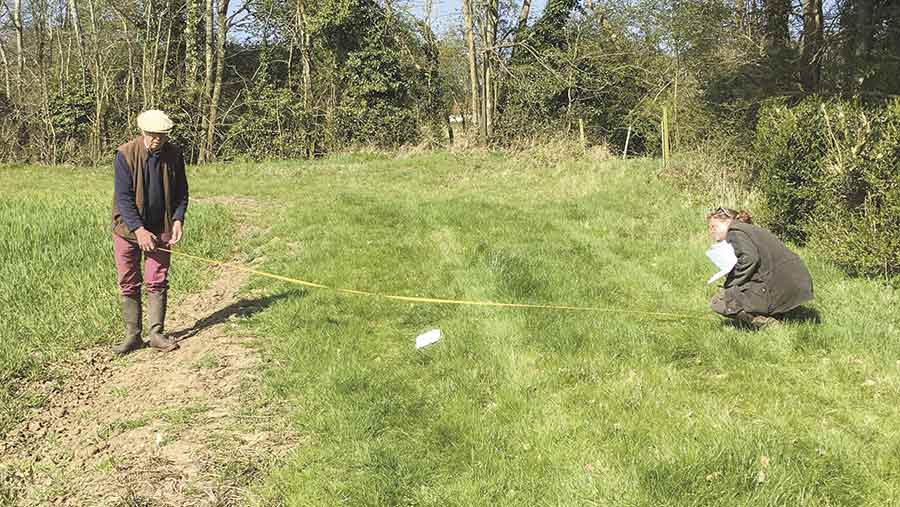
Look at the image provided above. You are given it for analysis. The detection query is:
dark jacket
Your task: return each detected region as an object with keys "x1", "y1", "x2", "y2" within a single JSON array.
[
  {"x1": 722, "y1": 221, "x2": 814, "y2": 315},
  {"x1": 111, "y1": 137, "x2": 189, "y2": 240}
]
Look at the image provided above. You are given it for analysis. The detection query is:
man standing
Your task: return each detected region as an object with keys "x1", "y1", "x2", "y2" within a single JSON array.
[{"x1": 111, "y1": 110, "x2": 189, "y2": 354}]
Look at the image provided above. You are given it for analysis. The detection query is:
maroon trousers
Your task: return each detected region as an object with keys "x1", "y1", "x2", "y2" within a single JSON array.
[{"x1": 112, "y1": 233, "x2": 172, "y2": 297}]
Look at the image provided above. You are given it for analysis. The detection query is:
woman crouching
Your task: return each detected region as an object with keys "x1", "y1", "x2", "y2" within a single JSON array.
[{"x1": 707, "y1": 208, "x2": 814, "y2": 329}]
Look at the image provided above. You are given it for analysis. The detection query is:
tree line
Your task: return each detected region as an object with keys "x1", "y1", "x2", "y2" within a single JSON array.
[{"x1": 0, "y1": 0, "x2": 897, "y2": 164}]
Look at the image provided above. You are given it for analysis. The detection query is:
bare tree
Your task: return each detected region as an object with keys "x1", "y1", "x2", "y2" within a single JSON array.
[
  {"x1": 800, "y1": 0, "x2": 823, "y2": 92},
  {"x1": 115, "y1": 8, "x2": 136, "y2": 111},
  {"x1": 511, "y1": 0, "x2": 530, "y2": 60},
  {"x1": 68, "y1": 0, "x2": 87, "y2": 89},
  {"x1": 463, "y1": 0, "x2": 480, "y2": 139},
  {"x1": 481, "y1": 0, "x2": 498, "y2": 136},
  {"x1": 184, "y1": 0, "x2": 201, "y2": 97},
  {"x1": 86, "y1": 0, "x2": 104, "y2": 157},
  {"x1": 0, "y1": 38, "x2": 10, "y2": 97},
  {"x1": 160, "y1": 0, "x2": 175, "y2": 95},
  {"x1": 764, "y1": 0, "x2": 790, "y2": 55},
  {"x1": 141, "y1": 0, "x2": 154, "y2": 104},
  {"x1": 199, "y1": 0, "x2": 214, "y2": 161},
  {"x1": 852, "y1": 0, "x2": 875, "y2": 88},
  {"x1": 204, "y1": 0, "x2": 230, "y2": 159},
  {"x1": 13, "y1": 0, "x2": 24, "y2": 94},
  {"x1": 295, "y1": 0, "x2": 311, "y2": 109}
]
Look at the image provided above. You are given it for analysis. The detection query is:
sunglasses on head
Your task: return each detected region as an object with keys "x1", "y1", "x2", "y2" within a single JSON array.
[{"x1": 710, "y1": 207, "x2": 735, "y2": 219}]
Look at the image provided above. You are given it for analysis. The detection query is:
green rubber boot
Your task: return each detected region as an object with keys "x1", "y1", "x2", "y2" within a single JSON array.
[
  {"x1": 114, "y1": 295, "x2": 144, "y2": 355},
  {"x1": 147, "y1": 291, "x2": 179, "y2": 352}
]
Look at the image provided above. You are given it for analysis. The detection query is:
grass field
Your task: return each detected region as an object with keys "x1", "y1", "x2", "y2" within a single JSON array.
[
  {"x1": 3, "y1": 152, "x2": 900, "y2": 506},
  {"x1": 0, "y1": 166, "x2": 235, "y2": 433}
]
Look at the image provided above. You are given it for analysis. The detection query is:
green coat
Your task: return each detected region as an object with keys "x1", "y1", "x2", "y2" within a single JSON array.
[{"x1": 721, "y1": 222, "x2": 814, "y2": 315}]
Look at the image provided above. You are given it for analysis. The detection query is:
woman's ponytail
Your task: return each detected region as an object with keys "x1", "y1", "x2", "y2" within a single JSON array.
[{"x1": 735, "y1": 210, "x2": 753, "y2": 224}]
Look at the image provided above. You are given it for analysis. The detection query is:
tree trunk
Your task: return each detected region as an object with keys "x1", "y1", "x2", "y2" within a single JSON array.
[
  {"x1": 68, "y1": 0, "x2": 88, "y2": 90},
  {"x1": 0, "y1": 41, "x2": 11, "y2": 98},
  {"x1": 297, "y1": 0, "x2": 312, "y2": 109},
  {"x1": 199, "y1": 0, "x2": 215, "y2": 161},
  {"x1": 63, "y1": 28, "x2": 74, "y2": 87},
  {"x1": 890, "y1": 2, "x2": 900, "y2": 61},
  {"x1": 13, "y1": 0, "x2": 24, "y2": 95},
  {"x1": 482, "y1": 57, "x2": 491, "y2": 137},
  {"x1": 462, "y1": 0, "x2": 480, "y2": 140},
  {"x1": 511, "y1": 0, "x2": 531, "y2": 60},
  {"x1": 480, "y1": 48, "x2": 487, "y2": 135},
  {"x1": 483, "y1": 0, "x2": 497, "y2": 137},
  {"x1": 31, "y1": 0, "x2": 53, "y2": 161},
  {"x1": 853, "y1": 0, "x2": 875, "y2": 89},
  {"x1": 54, "y1": 26, "x2": 63, "y2": 90},
  {"x1": 118, "y1": 13, "x2": 136, "y2": 114},
  {"x1": 296, "y1": 0, "x2": 313, "y2": 157},
  {"x1": 184, "y1": 0, "x2": 200, "y2": 96},
  {"x1": 141, "y1": 0, "x2": 153, "y2": 105},
  {"x1": 205, "y1": 0, "x2": 229, "y2": 160},
  {"x1": 87, "y1": 0, "x2": 104, "y2": 157},
  {"x1": 161, "y1": 0, "x2": 175, "y2": 95},
  {"x1": 764, "y1": 0, "x2": 790, "y2": 49},
  {"x1": 764, "y1": 0, "x2": 790, "y2": 85},
  {"x1": 151, "y1": 14, "x2": 165, "y2": 103},
  {"x1": 799, "y1": 0, "x2": 823, "y2": 93}
]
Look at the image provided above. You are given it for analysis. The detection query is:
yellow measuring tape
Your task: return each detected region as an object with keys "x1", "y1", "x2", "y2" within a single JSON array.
[{"x1": 159, "y1": 248, "x2": 710, "y2": 321}]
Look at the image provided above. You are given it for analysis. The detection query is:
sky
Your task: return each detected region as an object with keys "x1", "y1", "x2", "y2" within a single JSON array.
[
  {"x1": 230, "y1": 0, "x2": 549, "y2": 42},
  {"x1": 400, "y1": 0, "x2": 549, "y2": 35}
]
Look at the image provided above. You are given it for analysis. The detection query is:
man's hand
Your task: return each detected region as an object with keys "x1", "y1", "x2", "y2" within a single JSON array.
[
  {"x1": 134, "y1": 227, "x2": 158, "y2": 252},
  {"x1": 169, "y1": 221, "x2": 184, "y2": 246}
]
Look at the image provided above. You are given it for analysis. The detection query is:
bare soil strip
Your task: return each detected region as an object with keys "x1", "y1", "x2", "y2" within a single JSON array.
[{"x1": 1, "y1": 265, "x2": 293, "y2": 506}]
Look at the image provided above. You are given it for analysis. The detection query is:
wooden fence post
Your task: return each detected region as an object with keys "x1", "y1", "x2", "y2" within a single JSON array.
[
  {"x1": 578, "y1": 118, "x2": 586, "y2": 151},
  {"x1": 661, "y1": 106, "x2": 671, "y2": 169}
]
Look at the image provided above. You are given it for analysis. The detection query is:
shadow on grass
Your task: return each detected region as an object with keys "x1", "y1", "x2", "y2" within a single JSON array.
[
  {"x1": 172, "y1": 290, "x2": 305, "y2": 342},
  {"x1": 719, "y1": 305, "x2": 822, "y2": 331},
  {"x1": 781, "y1": 306, "x2": 823, "y2": 324}
]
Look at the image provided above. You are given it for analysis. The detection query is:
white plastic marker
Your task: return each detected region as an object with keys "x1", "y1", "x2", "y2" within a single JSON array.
[
  {"x1": 706, "y1": 241, "x2": 738, "y2": 285},
  {"x1": 415, "y1": 329, "x2": 442, "y2": 349}
]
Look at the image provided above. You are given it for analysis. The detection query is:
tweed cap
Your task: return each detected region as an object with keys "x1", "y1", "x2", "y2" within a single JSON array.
[{"x1": 137, "y1": 109, "x2": 174, "y2": 134}]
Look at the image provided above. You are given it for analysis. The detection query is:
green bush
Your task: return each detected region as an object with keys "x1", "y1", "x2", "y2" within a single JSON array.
[
  {"x1": 332, "y1": 41, "x2": 421, "y2": 149},
  {"x1": 753, "y1": 96, "x2": 900, "y2": 278},
  {"x1": 496, "y1": 12, "x2": 652, "y2": 151},
  {"x1": 334, "y1": 101, "x2": 418, "y2": 148},
  {"x1": 224, "y1": 84, "x2": 322, "y2": 160},
  {"x1": 752, "y1": 97, "x2": 832, "y2": 242}
]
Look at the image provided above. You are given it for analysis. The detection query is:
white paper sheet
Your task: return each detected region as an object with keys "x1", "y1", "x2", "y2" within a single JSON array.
[
  {"x1": 415, "y1": 329, "x2": 442, "y2": 349},
  {"x1": 705, "y1": 241, "x2": 738, "y2": 285}
]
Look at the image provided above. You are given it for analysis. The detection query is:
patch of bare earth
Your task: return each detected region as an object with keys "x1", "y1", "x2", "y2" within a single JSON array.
[{"x1": 1, "y1": 266, "x2": 293, "y2": 506}]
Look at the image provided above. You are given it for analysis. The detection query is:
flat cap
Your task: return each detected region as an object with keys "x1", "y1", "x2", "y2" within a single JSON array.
[{"x1": 137, "y1": 109, "x2": 174, "y2": 134}]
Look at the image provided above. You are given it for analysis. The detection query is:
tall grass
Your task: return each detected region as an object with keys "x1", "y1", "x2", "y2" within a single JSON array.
[
  {"x1": 0, "y1": 165, "x2": 233, "y2": 432},
  {"x1": 184, "y1": 152, "x2": 900, "y2": 506},
  {"x1": 3, "y1": 154, "x2": 899, "y2": 505}
]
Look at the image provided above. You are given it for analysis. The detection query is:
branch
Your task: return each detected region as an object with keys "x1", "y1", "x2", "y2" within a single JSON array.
[
  {"x1": 108, "y1": 3, "x2": 141, "y2": 29},
  {"x1": 227, "y1": 1, "x2": 250, "y2": 26}
]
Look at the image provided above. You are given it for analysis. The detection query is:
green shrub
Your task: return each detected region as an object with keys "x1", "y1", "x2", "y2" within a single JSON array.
[
  {"x1": 496, "y1": 13, "x2": 652, "y2": 151},
  {"x1": 752, "y1": 97, "x2": 832, "y2": 242},
  {"x1": 332, "y1": 41, "x2": 421, "y2": 149},
  {"x1": 753, "y1": 96, "x2": 900, "y2": 278},
  {"x1": 224, "y1": 84, "x2": 322, "y2": 160},
  {"x1": 334, "y1": 101, "x2": 418, "y2": 148}
]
